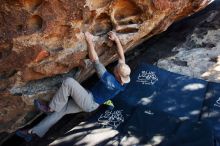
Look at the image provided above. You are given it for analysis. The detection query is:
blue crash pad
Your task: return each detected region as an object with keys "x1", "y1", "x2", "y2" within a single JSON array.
[
  {"x1": 50, "y1": 64, "x2": 216, "y2": 146},
  {"x1": 115, "y1": 64, "x2": 207, "y2": 121},
  {"x1": 201, "y1": 82, "x2": 220, "y2": 144}
]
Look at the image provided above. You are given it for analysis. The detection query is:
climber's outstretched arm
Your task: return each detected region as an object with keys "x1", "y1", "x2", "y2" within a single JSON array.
[
  {"x1": 84, "y1": 32, "x2": 106, "y2": 78},
  {"x1": 108, "y1": 31, "x2": 125, "y2": 64},
  {"x1": 85, "y1": 32, "x2": 99, "y2": 62}
]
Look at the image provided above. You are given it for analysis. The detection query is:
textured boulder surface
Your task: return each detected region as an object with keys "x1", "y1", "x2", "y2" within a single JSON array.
[
  {"x1": 157, "y1": 9, "x2": 220, "y2": 82},
  {"x1": 0, "y1": 0, "x2": 212, "y2": 134}
]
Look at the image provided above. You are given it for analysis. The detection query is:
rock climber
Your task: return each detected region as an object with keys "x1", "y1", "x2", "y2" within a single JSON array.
[{"x1": 16, "y1": 31, "x2": 131, "y2": 142}]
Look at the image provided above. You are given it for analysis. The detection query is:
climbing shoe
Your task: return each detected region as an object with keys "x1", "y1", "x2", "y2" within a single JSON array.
[{"x1": 16, "y1": 129, "x2": 39, "y2": 142}]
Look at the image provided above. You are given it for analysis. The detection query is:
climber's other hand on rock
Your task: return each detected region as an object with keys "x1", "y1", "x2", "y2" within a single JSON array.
[{"x1": 108, "y1": 31, "x2": 119, "y2": 42}]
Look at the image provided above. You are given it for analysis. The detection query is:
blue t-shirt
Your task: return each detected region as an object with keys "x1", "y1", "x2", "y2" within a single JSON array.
[{"x1": 90, "y1": 71, "x2": 126, "y2": 104}]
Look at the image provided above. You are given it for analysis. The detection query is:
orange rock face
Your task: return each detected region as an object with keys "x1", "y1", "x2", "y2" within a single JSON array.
[
  {"x1": 0, "y1": 0, "x2": 212, "y2": 84},
  {"x1": 0, "y1": 0, "x2": 212, "y2": 133}
]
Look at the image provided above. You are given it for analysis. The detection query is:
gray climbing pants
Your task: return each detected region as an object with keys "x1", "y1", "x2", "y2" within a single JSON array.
[{"x1": 31, "y1": 77, "x2": 99, "y2": 137}]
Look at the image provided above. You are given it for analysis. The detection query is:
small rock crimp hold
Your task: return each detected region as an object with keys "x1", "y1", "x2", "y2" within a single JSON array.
[{"x1": 34, "y1": 49, "x2": 50, "y2": 63}]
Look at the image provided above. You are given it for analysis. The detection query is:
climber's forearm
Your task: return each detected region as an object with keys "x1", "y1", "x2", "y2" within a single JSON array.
[
  {"x1": 115, "y1": 38, "x2": 125, "y2": 64},
  {"x1": 87, "y1": 41, "x2": 99, "y2": 62},
  {"x1": 85, "y1": 32, "x2": 99, "y2": 62}
]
